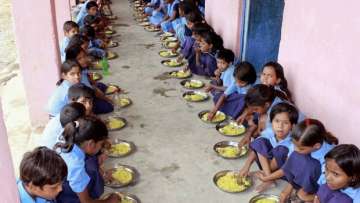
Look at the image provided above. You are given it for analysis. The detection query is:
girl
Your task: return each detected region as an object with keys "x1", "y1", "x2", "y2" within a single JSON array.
[
  {"x1": 160, "y1": 0, "x2": 180, "y2": 33},
  {"x1": 80, "y1": 25, "x2": 106, "y2": 59},
  {"x1": 239, "y1": 102, "x2": 299, "y2": 192},
  {"x1": 60, "y1": 21, "x2": 80, "y2": 62},
  {"x1": 18, "y1": 147, "x2": 67, "y2": 203},
  {"x1": 204, "y1": 48, "x2": 236, "y2": 94},
  {"x1": 55, "y1": 116, "x2": 120, "y2": 203},
  {"x1": 47, "y1": 60, "x2": 81, "y2": 117},
  {"x1": 208, "y1": 61, "x2": 257, "y2": 120},
  {"x1": 66, "y1": 45, "x2": 114, "y2": 114},
  {"x1": 149, "y1": 0, "x2": 167, "y2": 26},
  {"x1": 259, "y1": 61, "x2": 292, "y2": 102},
  {"x1": 315, "y1": 144, "x2": 360, "y2": 203},
  {"x1": 187, "y1": 31, "x2": 223, "y2": 77},
  {"x1": 172, "y1": 0, "x2": 197, "y2": 44},
  {"x1": 144, "y1": 0, "x2": 160, "y2": 16},
  {"x1": 279, "y1": 119, "x2": 338, "y2": 203}
]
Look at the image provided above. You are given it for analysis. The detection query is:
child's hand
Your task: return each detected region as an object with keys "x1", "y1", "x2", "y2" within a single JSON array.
[
  {"x1": 204, "y1": 84, "x2": 213, "y2": 93},
  {"x1": 254, "y1": 171, "x2": 267, "y2": 182},
  {"x1": 238, "y1": 133, "x2": 251, "y2": 149},
  {"x1": 214, "y1": 69, "x2": 222, "y2": 77},
  {"x1": 313, "y1": 196, "x2": 320, "y2": 203},
  {"x1": 238, "y1": 167, "x2": 250, "y2": 178},
  {"x1": 107, "y1": 193, "x2": 121, "y2": 203},
  {"x1": 279, "y1": 191, "x2": 290, "y2": 203},
  {"x1": 98, "y1": 153, "x2": 108, "y2": 166},
  {"x1": 103, "y1": 168, "x2": 115, "y2": 182},
  {"x1": 207, "y1": 111, "x2": 216, "y2": 121}
]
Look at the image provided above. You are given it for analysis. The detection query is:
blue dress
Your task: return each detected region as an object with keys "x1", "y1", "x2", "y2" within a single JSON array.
[
  {"x1": 85, "y1": 155, "x2": 104, "y2": 199},
  {"x1": 174, "y1": 17, "x2": 187, "y2": 44},
  {"x1": 181, "y1": 36, "x2": 195, "y2": 59},
  {"x1": 149, "y1": 0, "x2": 166, "y2": 26},
  {"x1": 47, "y1": 80, "x2": 73, "y2": 117},
  {"x1": 39, "y1": 114, "x2": 63, "y2": 149},
  {"x1": 57, "y1": 145, "x2": 91, "y2": 203},
  {"x1": 60, "y1": 37, "x2": 70, "y2": 62},
  {"x1": 342, "y1": 187, "x2": 360, "y2": 203},
  {"x1": 312, "y1": 142, "x2": 335, "y2": 185},
  {"x1": 17, "y1": 180, "x2": 55, "y2": 203},
  {"x1": 75, "y1": 0, "x2": 90, "y2": 27},
  {"x1": 282, "y1": 151, "x2": 321, "y2": 194},
  {"x1": 88, "y1": 39, "x2": 106, "y2": 59},
  {"x1": 160, "y1": 0, "x2": 179, "y2": 32},
  {"x1": 250, "y1": 127, "x2": 293, "y2": 169},
  {"x1": 144, "y1": 0, "x2": 160, "y2": 15},
  {"x1": 220, "y1": 64, "x2": 236, "y2": 88},
  {"x1": 317, "y1": 184, "x2": 353, "y2": 203},
  {"x1": 188, "y1": 52, "x2": 217, "y2": 77}
]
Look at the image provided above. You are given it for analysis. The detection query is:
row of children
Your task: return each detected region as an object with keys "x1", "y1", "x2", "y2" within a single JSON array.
[
  {"x1": 17, "y1": 1, "x2": 124, "y2": 203},
  {"x1": 139, "y1": 0, "x2": 360, "y2": 202}
]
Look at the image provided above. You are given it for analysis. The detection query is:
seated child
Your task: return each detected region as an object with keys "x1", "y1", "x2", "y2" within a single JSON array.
[
  {"x1": 40, "y1": 83, "x2": 95, "y2": 149},
  {"x1": 315, "y1": 144, "x2": 360, "y2": 203},
  {"x1": 55, "y1": 116, "x2": 120, "y2": 203},
  {"x1": 60, "y1": 21, "x2": 79, "y2": 62},
  {"x1": 144, "y1": 0, "x2": 161, "y2": 16},
  {"x1": 187, "y1": 30, "x2": 223, "y2": 77},
  {"x1": 65, "y1": 34, "x2": 90, "y2": 60},
  {"x1": 149, "y1": 0, "x2": 167, "y2": 26},
  {"x1": 279, "y1": 119, "x2": 338, "y2": 202},
  {"x1": 159, "y1": 0, "x2": 180, "y2": 33},
  {"x1": 17, "y1": 147, "x2": 67, "y2": 203},
  {"x1": 81, "y1": 25, "x2": 106, "y2": 59},
  {"x1": 204, "y1": 48, "x2": 236, "y2": 94},
  {"x1": 238, "y1": 103, "x2": 299, "y2": 192},
  {"x1": 172, "y1": 0, "x2": 197, "y2": 44},
  {"x1": 76, "y1": 0, "x2": 97, "y2": 27},
  {"x1": 47, "y1": 60, "x2": 81, "y2": 117},
  {"x1": 66, "y1": 45, "x2": 114, "y2": 114},
  {"x1": 208, "y1": 61, "x2": 257, "y2": 120}
]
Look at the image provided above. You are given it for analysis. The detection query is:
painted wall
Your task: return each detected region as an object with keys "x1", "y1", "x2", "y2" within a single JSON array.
[
  {"x1": 205, "y1": 0, "x2": 243, "y2": 56},
  {"x1": 278, "y1": 0, "x2": 360, "y2": 145},
  {"x1": 0, "y1": 99, "x2": 20, "y2": 203},
  {"x1": 12, "y1": 0, "x2": 61, "y2": 126},
  {"x1": 55, "y1": 0, "x2": 72, "y2": 41}
]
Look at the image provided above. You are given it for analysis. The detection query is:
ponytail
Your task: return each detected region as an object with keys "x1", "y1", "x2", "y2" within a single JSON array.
[
  {"x1": 54, "y1": 116, "x2": 108, "y2": 152},
  {"x1": 291, "y1": 119, "x2": 338, "y2": 147}
]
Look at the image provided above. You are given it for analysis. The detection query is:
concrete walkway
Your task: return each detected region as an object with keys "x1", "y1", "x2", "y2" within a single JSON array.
[{"x1": 101, "y1": 1, "x2": 285, "y2": 202}]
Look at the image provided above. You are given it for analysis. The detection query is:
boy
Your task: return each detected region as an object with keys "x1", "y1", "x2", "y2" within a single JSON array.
[
  {"x1": 60, "y1": 21, "x2": 79, "y2": 62},
  {"x1": 17, "y1": 147, "x2": 67, "y2": 203}
]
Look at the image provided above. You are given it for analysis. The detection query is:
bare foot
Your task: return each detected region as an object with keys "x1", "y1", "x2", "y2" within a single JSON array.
[{"x1": 255, "y1": 181, "x2": 276, "y2": 193}]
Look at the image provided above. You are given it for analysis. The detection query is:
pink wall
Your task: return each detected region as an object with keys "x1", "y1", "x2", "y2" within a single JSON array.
[
  {"x1": 12, "y1": 0, "x2": 61, "y2": 126},
  {"x1": 205, "y1": 0, "x2": 243, "y2": 56},
  {"x1": 278, "y1": 0, "x2": 360, "y2": 145},
  {"x1": 0, "y1": 99, "x2": 20, "y2": 203},
  {"x1": 55, "y1": 0, "x2": 72, "y2": 41}
]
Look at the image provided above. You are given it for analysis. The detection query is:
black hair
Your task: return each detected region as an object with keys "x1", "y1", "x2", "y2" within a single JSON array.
[
  {"x1": 65, "y1": 45, "x2": 85, "y2": 61},
  {"x1": 191, "y1": 22, "x2": 213, "y2": 35},
  {"x1": 179, "y1": 1, "x2": 198, "y2": 16},
  {"x1": 55, "y1": 116, "x2": 108, "y2": 152},
  {"x1": 86, "y1": 1, "x2": 98, "y2": 10},
  {"x1": 291, "y1": 119, "x2": 339, "y2": 147},
  {"x1": 60, "y1": 102, "x2": 86, "y2": 127},
  {"x1": 233, "y1": 61, "x2": 257, "y2": 85},
  {"x1": 216, "y1": 48, "x2": 235, "y2": 64},
  {"x1": 20, "y1": 147, "x2": 67, "y2": 188},
  {"x1": 185, "y1": 11, "x2": 203, "y2": 24},
  {"x1": 68, "y1": 83, "x2": 95, "y2": 102},
  {"x1": 269, "y1": 102, "x2": 299, "y2": 125},
  {"x1": 245, "y1": 84, "x2": 276, "y2": 107},
  {"x1": 83, "y1": 15, "x2": 100, "y2": 26},
  {"x1": 262, "y1": 61, "x2": 292, "y2": 102},
  {"x1": 325, "y1": 144, "x2": 360, "y2": 188},
  {"x1": 63, "y1": 21, "x2": 79, "y2": 32},
  {"x1": 80, "y1": 25, "x2": 96, "y2": 40},
  {"x1": 56, "y1": 60, "x2": 80, "y2": 85},
  {"x1": 200, "y1": 31, "x2": 224, "y2": 52},
  {"x1": 66, "y1": 34, "x2": 89, "y2": 52}
]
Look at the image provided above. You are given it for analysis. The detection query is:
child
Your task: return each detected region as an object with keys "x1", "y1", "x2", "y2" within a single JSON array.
[
  {"x1": 66, "y1": 45, "x2": 114, "y2": 114},
  {"x1": 187, "y1": 31, "x2": 223, "y2": 77},
  {"x1": 66, "y1": 34, "x2": 90, "y2": 59},
  {"x1": 40, "y1": 84, "x2": 95, "y2": 149},
  {"x1": 81, "y1": 25, "x2": 106, "y2": 59},
  {"x1": 239, "y1": 102, "x2": 299, "y2": 192},
  {"x1": 60, "y1": 21, "x2": 79, "y2": 62},
  {"x1": 144, "y1": 0, "x2": 160, "y2": 16},
  {"x1": 279, "y1": 119, "x2": 338, "y2": 203},
  {"x1": 172, "y1": 0, "x2": 197, "y2": 44},
  {"x1": 315, "y1": 144, "x2": 360, "y2": 203},
  {"x1": 204, "y1": 48, "x2": 236, "y2": 94},
  {"x1": 149, "y1": 0, "x2": 167, "y2": 26},
  {"x1": 55, "y1": 116, "x2": 120, "y2": 203},
  {"x1": 17, "y1": 147, "x2": 67, "y2": 203},
  {"x1": 259, "y1": 61, "x2": 292, "y2": 102},
  {"x1": 160, "y1": 0, "x2": 180, "y2": 33},
  {"x1": 76, "y1": 0, "x2": 97, "y2": 27},
  {"x1": 208, "y1": 61, "x2": 257, "y2": 120},
  {"x1": 47, "y1": 60, "x2": 81, "y2": 117}
]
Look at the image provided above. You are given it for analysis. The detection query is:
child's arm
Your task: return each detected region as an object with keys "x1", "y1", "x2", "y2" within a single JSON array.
[
  {"x1": 78, "y1": 189, "x2": 120, "y2": 203},
  {"x1": 257, "y1": 169, "x2": 285, "y2": 182},
  {"x1": 207, "y1": 94, "x2": 226, "y2": 120},
  {"x1": 238, "y1": 150, "x2": 257, "y2": 177},
  {"x1": 279, "y1": 183, "x2": 293, "y2": 203},
  {"x1": 94, "y1": 87, "x2": 114, "y2": 104},
  {"x1": 297, "y1": 188, "x2": 316, "y2": 202},
  {"x1": 238, "y1": 123, "x2": 257, "y2": 149}
]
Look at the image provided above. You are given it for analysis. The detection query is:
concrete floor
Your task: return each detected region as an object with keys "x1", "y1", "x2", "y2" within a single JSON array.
[{"x1": 99, "y1": 0, "x2": 286, "y2": 202}]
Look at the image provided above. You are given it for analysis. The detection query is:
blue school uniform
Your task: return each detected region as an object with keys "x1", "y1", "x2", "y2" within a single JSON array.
[
  {"x1": 173, "y1": 17, "x2": 186, "y2": 44},
  {"x1": 57, "y1": 144, "x2": 91, "y2": 203},
  {"x1": 282, "y1": 151, "x2": 321, "y2": 194},
  {"x1": 60, "y1": 37, "x2": 70, "y2": 62},
  {"x1": 47, "y1": 80, "x2": 73, "y2": 117},
  {"x1": 17, "y1": 180, "x2": 55, "y2": 203},
  {"x1": 39, "y1": 114, "x2": 63, "y2": 149},
  {"x1": 149, "y1": 0, "x2": 166, "y2": 26},
  {"x1": 189, "y1": 52, "x2": 217, "y2": 77},
  {"x1": 81, "y1": 69, "x2": 93, "y2": 88},
  {"x1": 312, "y1": 142, "x2": 335, "y2": 185},
  {"x1": 181, "y1": 36, "x2": 195, "y2": 59},
  {"x1": 160, "y1": 0, "x2": 179, "y2": 32},
  {"x1": 144, "y1": 0, "x2": 160, "y2": 15},
  {"x1": 76, "y1": 0, "x2": 90, "y2": 27},
  {"x1": 317, "y1": 184, "x2": 353, "y2": 203},
  {"x1": 342, "y1": 187, "x2": 360, "y2": 203},
  {"x1": 250, "y1": 127, "x2": 293, "y2": 169},
  {"x1": 213, "y1": 84, "x2": 252, "y2": 119},
  {"x1": 85, "y1": 155, "x2": 104, "y2": 199},
  {"x1": 220, "y1": 64, "x2": 236, "y2": 88}
]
